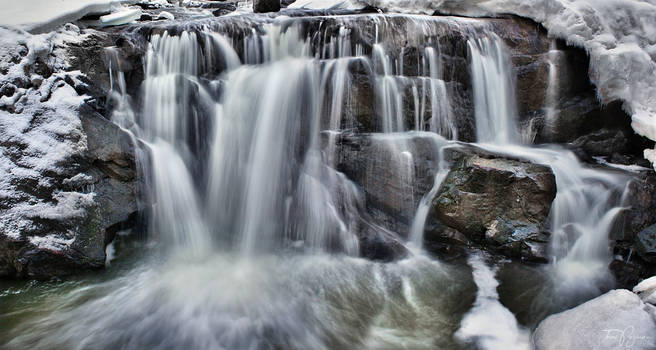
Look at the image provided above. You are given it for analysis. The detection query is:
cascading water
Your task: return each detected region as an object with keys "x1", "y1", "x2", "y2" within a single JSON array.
[
  {"x1": 2, "y1": 12, "x2": 643, "y2": 350},
  {"x1": 543, "y1": 40, "x2": 560, "y2": 139},
  {"x1": 468, "y1": 32, "x2": 628, "y2": 295},
  {"x1": 467, "y1": 33, "x2": 519, "y2": 145}
]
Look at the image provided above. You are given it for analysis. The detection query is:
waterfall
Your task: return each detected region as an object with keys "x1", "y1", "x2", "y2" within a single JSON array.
[
  {"x1": 544, "y1": 40, "x2": 560, "y2": 139},
  {"x1": 408, "y1": 136, "x2": 452, "y2": 249},
  {"x1": 424, "y1": 46, "x2": 457, "y2": 139},
  {"x1": 139, "y1": 31, "x2": 214, "y2": 255},
  {"x1": 469, "y1": 32, "x2": 627, "y2": 294},
  {"x1": 468, "y1": 34, "x2": 519, "y2": 145},
  {"x1": 373, "y1": 43, "x2": 405, "y2": 133},
  {"x1": 6, "y1": 12, "x2": 649, "y2": 350}
]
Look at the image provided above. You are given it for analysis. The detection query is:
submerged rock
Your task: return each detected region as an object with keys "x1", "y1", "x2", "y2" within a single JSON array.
[
  {"x1": 533, "y1": 289, "x2": 656, "y2": 350},
  {"x1": 432, "y1": 147, "x2": 556, "y2": 262}
]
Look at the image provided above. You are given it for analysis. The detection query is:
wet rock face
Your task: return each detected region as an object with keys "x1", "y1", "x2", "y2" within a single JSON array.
[
  {"x1": 487, "y1": 17, "x2": 648, "y2": 163},
  {"x1": 336, "y1": 133, "x2": 443, "y2": 235},
  {"x1": 432, "y1": 147, "x2": 556, "y2": 261}
]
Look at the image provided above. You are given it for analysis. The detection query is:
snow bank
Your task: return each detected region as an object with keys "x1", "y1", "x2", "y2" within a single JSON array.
[
  {"x1": 0, "y1": 25, "x2": 94, "y2": 239},
  {"x1": 534, "y1": 289, "x2": 656, "y2": 349},
  {"x1": 291, "y1": 0, "x2": 656, "y2": 168},
  {"x1": 0, "y1": 0, "x2": 142, "y2": 33},
  {"x1": 0, "y1": 0, "x2": 112, "y2": 33}
]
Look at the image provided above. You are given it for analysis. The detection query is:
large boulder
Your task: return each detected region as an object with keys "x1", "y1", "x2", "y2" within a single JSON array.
[
  {"x1": 0, "y1": 26, "x2": 138, "y2": 279},
  {"x1": 432, "y1": 147, "x2": 556, "y2": 261},
  {"x1": 533, "y1": 289, "x2": 656, "y2": 350}
]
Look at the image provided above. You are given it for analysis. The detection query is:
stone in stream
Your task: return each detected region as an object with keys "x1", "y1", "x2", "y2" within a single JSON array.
[
  {"x1": 211, "y1": 3, "x2": 238, "y2": 17},
  {"x1": 432, "y1": 146, "x2": 556, "y2": 262},
  {"x1": 635, "y1": 224, "x2": 656, "y2": 264},
  {"x1": 533, "y1": 288, "x2": 656, "y2": 350},
  {"x1": 253, "y1": 0, "x2": 280, "y2": 13}
]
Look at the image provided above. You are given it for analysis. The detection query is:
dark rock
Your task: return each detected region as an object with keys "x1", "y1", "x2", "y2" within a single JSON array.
[
  {"x1": 358, "y1": 224, "x2": 408, "y2": 262},
  {"x1": 211, "y1": 3, "x2": 237, "y2": 16},
  {"x1": 81, "y1": 110, "x2": 138, "y2": 229},
  {"x1": 569, "y1": 129, "x2": 629, "y2": 160},
  {"x1": 135, "y1": 2, "x2": 162, "y2": 10},
  {"x1": 613, "y1": 170, "x2": 656, "y2": 242},
  {"x1": 139, "y1": 14, "x2": 154, "y2": 21},
  {"x1": 66, "y1": 30, "x2": 114, "y2": 94},
  {"x1": 202, "y1": 1, "x2": 235, "y2": 8},
  {"x1": 432, "y1": 146, "x2": 556, "y2": 261},
  {"x1": 636, "y1": 224, "x2": 656, "y2": 264},
  {"x1": 337, "y1": 133, "x2": 444, "y2": 235},
  {"x1": 253, "y1": 0, "x2": 280, "y2": 13}
]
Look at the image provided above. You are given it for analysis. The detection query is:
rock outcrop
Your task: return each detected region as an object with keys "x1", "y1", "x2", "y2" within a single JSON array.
[
  {"x1": 0, "y1": 26, "x2": 137, "y2": 279},
  {"x1": 432, "y1": 146, "x2": 556, "y2": 262},
  {"x1": 533, "y1": 286, "x2": 656, "y2": 350}
]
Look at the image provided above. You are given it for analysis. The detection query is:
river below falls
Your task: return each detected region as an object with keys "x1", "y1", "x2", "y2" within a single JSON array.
[{"x1": 0, "y1": 245, "x2": 605, "y2": 350}]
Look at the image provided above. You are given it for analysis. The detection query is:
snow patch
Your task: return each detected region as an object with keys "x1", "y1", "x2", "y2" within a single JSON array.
[
  {"x1": 0, "y1": 0, "x2": 139, "y2": 33},
  {"x1": 100, "y1": 8, "x2": 142, "y2": 27},
  {"x1": 0, "y1": 25, "x2": 98, "y2": 243},
  {"x1": 634, "y1": 276, "x2": 656, "y2": 305},
  {"x1": 28, "y1": 234, "x2": 75, "y2": 251},
  {"x1": 157, "y1": 11, "x2": 175, "y2": 21},
  {"x1": 23, "y1": 191, "x2": 96, "y2": 221}
]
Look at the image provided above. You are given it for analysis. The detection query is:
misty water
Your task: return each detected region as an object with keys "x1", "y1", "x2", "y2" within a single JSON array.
[{"x1": 0, "y1": 13, "x2": 631, "y2": 350}]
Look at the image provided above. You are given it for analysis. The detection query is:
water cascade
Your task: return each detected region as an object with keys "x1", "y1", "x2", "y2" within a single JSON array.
[
  {"x1": 1, "y1": 12, "x2": 643, "y2": 350},
  {"x1": 468, "y1": 32, "x2": 628, "y2": 295},
  {"x1": 467, "y1": 33, "x2": 518, "y2": 145},
  {"x1": 543, "y1": 40, "x2": 560, "y2": 139}
]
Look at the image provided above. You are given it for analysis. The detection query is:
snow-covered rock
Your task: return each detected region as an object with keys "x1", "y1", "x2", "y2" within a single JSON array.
[
  {"x1": 634, "y1": 276, "x2": 656, "y2": 305},
  {"x1": 99, "y1": 8, "x2": 142, "y2": 27},
  {"x1": 0, "y1": 0, "x2": 115, "y2": 33},
  {"x1": 0, "y1": 25, "x2": 138, "y2": 278},
  {"x1": 156, "y1": 11, "x2": 175, "y2": 20},
  {"x1": 533, "y1": 289, "x2": 656, "y2": 350}
]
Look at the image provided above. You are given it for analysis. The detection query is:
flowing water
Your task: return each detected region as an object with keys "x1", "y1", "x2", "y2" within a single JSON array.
[{"x1": 0, "y1": 13, "x2": 632, "y2": 349}]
